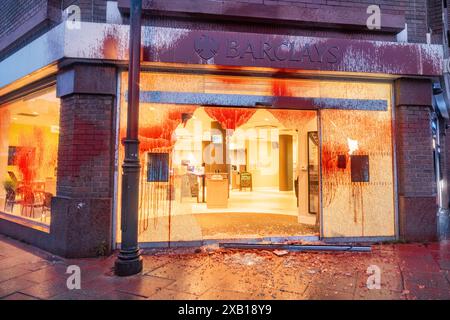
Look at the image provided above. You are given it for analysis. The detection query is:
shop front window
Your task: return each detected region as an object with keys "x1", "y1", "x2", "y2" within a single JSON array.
[
  {"x1": 117, "y1": 72, "x2": 395, "y2": 244},
  {"x1": 0, "y1": 88, "x2": 60, "y2": 226},
  {"x1": 320, "y1": 83, "x2": 395, "y2": 238}
]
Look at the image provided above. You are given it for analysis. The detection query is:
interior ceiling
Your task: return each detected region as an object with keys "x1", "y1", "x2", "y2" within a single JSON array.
[{"x1": 6, "y1": 89, "x2": 60, "y2": 127}]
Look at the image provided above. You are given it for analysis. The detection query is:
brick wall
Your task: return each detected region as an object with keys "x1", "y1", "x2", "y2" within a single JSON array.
[
  {"x1": 57, "y1": 93, "x2": 114, "y2": 198},
  {"x1": 124, "y1": 0, "x2": 436, "y2": 43},
  {"x1": 428, "y1": 0, "x2": 442, "y2": 39},
  {"x1": 51, "y1": 90, "x2": 115, "y2": 257},
  {"x1": 0, "y1": 0, "x2": 55, "y2": 60},
  {"x1": 396, "y1": 106, "x2": 436, "y2": 197},
  {"x1": 254, "y1": 0, "x2": 427, "y2": 43},
  {"x1": 0, "y1": 0, "x2": 47, "y2": 40},
  {"x1": 395, "y1": 98, "x2": 438, "y2": 241},
  {"x1": 393, "y1": 78, "x2": 437, "y2": 242}
]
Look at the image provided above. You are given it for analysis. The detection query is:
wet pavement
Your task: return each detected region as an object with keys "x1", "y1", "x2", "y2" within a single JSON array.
[{"x1": 0, "y1": 234, "x2": 449, "y2": 300}]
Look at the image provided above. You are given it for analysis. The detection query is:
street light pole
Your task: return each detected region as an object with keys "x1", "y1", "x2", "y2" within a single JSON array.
[{"x1": 115, "y1": 0, "x2": 143, "y2": 276}]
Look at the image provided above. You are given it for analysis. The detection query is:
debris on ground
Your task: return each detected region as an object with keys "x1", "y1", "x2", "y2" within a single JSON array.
[
  {"x1": 225, "y1": 252, "x2": 266, "y2": 266},
  {"x1": 273, "y1": 250, "x2": 289, "y2": 257}
]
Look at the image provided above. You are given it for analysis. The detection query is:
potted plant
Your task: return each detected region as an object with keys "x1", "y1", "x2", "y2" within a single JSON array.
[{"x1": 3, "y1": 179, "x2": 17, "y2": 212}]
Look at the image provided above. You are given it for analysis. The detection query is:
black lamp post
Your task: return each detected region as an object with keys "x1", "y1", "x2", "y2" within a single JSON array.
[{"x1": 114, "y1": 0, "x2": 143, "y2": 276}]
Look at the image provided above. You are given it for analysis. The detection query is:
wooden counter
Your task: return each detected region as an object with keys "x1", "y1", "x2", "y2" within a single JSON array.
[{"x1": 206, "y1": 177, "x2": 228, "y2": 209}]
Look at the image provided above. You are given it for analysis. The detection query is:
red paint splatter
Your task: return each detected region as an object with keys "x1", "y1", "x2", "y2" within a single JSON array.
[
  {"x1": 119, "y1": 105, "x2": 198, "y2": 238},
  {"x1": 272, "y1": 78, "x2": 292, "y2": 97},
  {"x1": 320, "y1": 109, "x2": 392, "y2": 207},
  {"x1": 267, "y1": 109, "x2": 316, "y2": 129},
  {"x1": 102, "y1": 31, "x2": 119, "y2": 60},
  {"x1": 204, "y1": 107, "x2": 256, "y2": 130}
]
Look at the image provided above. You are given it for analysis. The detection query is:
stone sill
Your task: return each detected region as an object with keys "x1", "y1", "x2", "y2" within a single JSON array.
[{"x1": 0, "y1": 211, "x2": 50, "y2": 234}]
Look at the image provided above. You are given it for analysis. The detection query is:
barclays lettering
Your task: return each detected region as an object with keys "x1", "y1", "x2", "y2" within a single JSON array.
[
  {"x1": 225, "y1": 40, "x2": 341, "y2": 64},
  {"x1": 195, "y1": 37, "x2": 341, "y2": 65}
]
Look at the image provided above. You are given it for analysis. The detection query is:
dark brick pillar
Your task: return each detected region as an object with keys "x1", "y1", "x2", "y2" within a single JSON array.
[
  {"x1": 395, "y1": 78, "x2": 437, "y2": 242},
  {"x1": 53, "y1": 63, "x2": 117, "y2": 258}
]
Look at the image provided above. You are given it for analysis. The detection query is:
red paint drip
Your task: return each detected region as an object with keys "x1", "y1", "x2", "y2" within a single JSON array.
[{"x1": 272, "y1": 78, "x2": 292, "y2": 97}]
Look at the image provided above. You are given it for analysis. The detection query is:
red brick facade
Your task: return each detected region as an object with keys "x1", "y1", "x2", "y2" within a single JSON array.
[
  {"x1": 0, "y1": 0, "x2": 446, "y2": 256},
  {"x1": 57, "y1": 94, "x2": 114, "y2": 199},
  {"x1": 51, "y1": 91, "x2": 115, "y2": 257},
  {"x1": 394, "y1": 79, "x2": 437, "y2": 241}
]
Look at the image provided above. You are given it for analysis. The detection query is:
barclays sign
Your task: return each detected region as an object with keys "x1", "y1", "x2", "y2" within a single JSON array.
[{"x1": 193, "y1": 34, "x2": 341, "y2": 65}]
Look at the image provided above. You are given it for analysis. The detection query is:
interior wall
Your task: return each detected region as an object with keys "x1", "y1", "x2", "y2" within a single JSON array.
[{"x1": 247, "y1": 134, "x2": 279, "y2": 188}]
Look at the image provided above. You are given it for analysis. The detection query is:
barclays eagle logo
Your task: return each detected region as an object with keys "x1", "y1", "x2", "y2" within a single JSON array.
[{"x1": 195, "y1": 35, "x2": 219, "y2": 60}]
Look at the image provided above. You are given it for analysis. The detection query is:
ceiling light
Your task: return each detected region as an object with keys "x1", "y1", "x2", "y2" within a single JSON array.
[{"x1": 17, "y1": 112, "x2": 39, "y2": 117}]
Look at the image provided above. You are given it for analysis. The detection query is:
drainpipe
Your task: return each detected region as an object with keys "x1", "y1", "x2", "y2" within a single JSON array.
[
  {"x1": 432, "y1": 110, "x2": 449, "y2": 241},
  {"x1": 114, "y1": 0, "x2": 143, "y2": 276},
  {"x1": 437, "y1": 0, "x2": 450, "y2": 240}
]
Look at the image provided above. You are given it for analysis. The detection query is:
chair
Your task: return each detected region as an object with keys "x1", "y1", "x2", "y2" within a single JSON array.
[
  {"x1": 4, "y1": 185, "x2": 16, "y2": 212},
  {"x1": 20, "y1": 188, "x2": 44, "y2": 219},
  {"x1": 7, "y1": 171, "x2": 18, "y2": 184},
  {"x1": 41, "y1": 192, "x2": 52, "y2": 222},
  {"x1": 188, "y1": 174, "x2": 199, "y2": 202}
]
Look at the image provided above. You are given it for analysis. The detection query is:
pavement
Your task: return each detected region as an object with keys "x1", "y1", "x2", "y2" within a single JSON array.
[{"x1": 0, "y1": 234, "x2": 449, "y2": 300}]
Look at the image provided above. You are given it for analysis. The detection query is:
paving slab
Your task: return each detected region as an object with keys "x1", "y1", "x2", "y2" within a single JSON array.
[
  {"x1": 0, "y1": 278, "x2": 38, "y2": 298},
  {"x1": 97, "y1": 290, "x2": 148, "y2": 300},
  {"x1": 115, "y1": 275, "x2": 175, "y2": 298},
  {"x1": 2, "y1": 292, "x2": 39, "y2": 300},
  {"x1": 150, "y1": 288, "x2": 200, "y2": 300},
  {"x1": 18, "y1": 278, "x2": 71, "y2": 299},
  {"x1": 1, "y1": 235, "x2": 450, "y2": 300},
  {"x1": 0, "y1": 266, "x2": 31, "y2": 283}
]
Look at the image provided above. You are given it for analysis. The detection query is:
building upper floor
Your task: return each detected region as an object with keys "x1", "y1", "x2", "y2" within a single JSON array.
[{"x1": 0, "y1": 0, "x2": 448, "y2": 62}]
